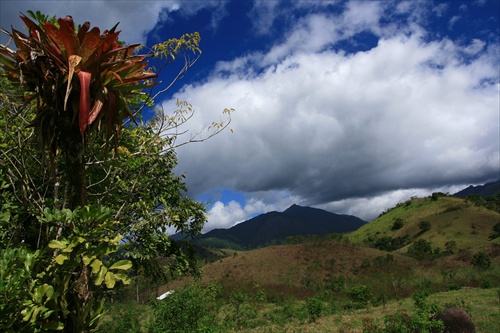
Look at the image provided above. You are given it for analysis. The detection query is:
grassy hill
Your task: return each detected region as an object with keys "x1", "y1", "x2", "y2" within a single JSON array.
[
  {"x1": 348, "y1": 195, "x2": 499, "y2": 253},
  {"x1": 159, "y1": 195, "x2": 499, "y2": 298},
  {"x1": 160, "y1": 239, "x2": 419, "y2": 298}
]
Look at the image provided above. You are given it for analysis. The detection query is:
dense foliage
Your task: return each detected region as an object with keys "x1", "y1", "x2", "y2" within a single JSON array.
[{"x1": 0, "y1": 11, "x2": 231, "y2": 332}]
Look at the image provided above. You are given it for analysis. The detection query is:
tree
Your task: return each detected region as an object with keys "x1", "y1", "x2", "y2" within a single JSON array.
[
  {"x1": 391, "y1": 218, "x2": 404, "y2": 231},
  {"x1": 407, "y1": 239, "x2": 434, "y2": 260},
  {"x1": 418, "y1": 220, "x2": 432, "y2": 233},
  {"x1": 471, "y1": 251, "x2": 492, "y2": 271},
  {"x1": 0, "y1": 11, "x2": 232, "y2": 332}
]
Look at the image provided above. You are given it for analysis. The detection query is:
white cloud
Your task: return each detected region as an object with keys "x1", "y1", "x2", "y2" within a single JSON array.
[
  {"x1": 0, "y1": 0, "x2": 229, "y2": 45},
  {"x1": 170, "y1": 15, "x2": 499, "y2": 224},
  {"x1": 203, "y1": 191, "x2": 302, "y2": 232},
  {"x1": 318, "y1": 184, "x2": 471, "y2": 221}
]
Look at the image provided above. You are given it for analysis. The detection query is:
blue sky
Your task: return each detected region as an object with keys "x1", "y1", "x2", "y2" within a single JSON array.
[{"x1": 2, "y1": 1, "x2": 499, "y2": 232}]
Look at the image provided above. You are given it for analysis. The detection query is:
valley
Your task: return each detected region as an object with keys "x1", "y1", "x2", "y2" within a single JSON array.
[{"x1": 100, "y1": 190, "x2": 500, "y2": 332}]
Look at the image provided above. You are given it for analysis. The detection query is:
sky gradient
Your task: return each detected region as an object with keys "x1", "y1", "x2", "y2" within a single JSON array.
[{"x1": 1, "y1": 1, "x2": 499, "y2": 232}]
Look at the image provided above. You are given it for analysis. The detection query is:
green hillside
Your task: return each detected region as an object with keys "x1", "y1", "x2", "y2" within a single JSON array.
[
  {"x1": 348, "y1": 195, "x2": 500, "y2": 253},
  {"x1": 107, "y1": 194, "x2": 499, "y2": 333}
]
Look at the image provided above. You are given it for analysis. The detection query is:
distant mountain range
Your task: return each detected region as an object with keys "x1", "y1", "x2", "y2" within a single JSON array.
[
  {"x1": 171, "y1": 181, "x2": 498, "y2": 250},
  {"x1": 182, "y1": 204, "x2": 367, "y2": 249},
  {"x1": 453, "y1": 180, "x2": 500, "y2": 197}
]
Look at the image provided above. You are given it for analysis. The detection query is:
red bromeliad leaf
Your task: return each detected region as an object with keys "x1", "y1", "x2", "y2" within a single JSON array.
[
  {"x1": 80, "y1": 27, "x2": 101, "y2": 63},
  {"x1": 19, "y1": 14, "x2": 39, "y2": 32},
  {"x1": 62, "y1": 15, "x2": 75, "y2": 31},
  {"x1": 88, "y1": 99, "x2": 104, "y2": 125},
  {"x1": 43, "y1": 22, "x2": 65, "y2": 50},
  {"x1": 98, "y1": 32, "x2": 120, "y2": 56},
  {"x1": 77, "y1": 21, "x2": 91, "y2": 43},
  {"x1": 88, "y1": 90, "x2": 105, "y2": 125},
  {"x1": 58, "y1": 17, "x2": 79, "y2": 57},
  {"x1": 77, "y1": 71, "x2": 91, "y2": 135}
]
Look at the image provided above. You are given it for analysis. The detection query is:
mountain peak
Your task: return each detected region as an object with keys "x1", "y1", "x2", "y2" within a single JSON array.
[
  {"x1": 284, "y1": 204, "x2": 305, "y2": 212},
  {"x1": 194, "y1": 204, "x2": 367, "y2": 249}
]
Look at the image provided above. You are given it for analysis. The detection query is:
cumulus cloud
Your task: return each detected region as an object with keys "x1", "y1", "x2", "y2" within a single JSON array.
[
  {"x1": 204, "y1": 191, "x2": 300, "y2": 232},
  {"x1": 167, "y1": 2, "x2": 499, "y2": 229},
  {"x1": 0, "y1": 0, "x2": 229, "y2": 45}
]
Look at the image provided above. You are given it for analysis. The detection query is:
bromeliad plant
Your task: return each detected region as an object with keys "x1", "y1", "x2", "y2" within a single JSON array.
[
  {"x1": 0, "y1": 13, "x2": 157, "y2": 332},
  {"x1": 0, "y1": 12, "x2": 157, "y2": 139},
  {"x1": 0, "y1": 12, "x2": 158, "y2": 209}
]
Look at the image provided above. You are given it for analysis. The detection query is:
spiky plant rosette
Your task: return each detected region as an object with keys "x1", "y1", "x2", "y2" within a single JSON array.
[{"x1": 0, "y1": 14, "x2": 157, "y2": 148}]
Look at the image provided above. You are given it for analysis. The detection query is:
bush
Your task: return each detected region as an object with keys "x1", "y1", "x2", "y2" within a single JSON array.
[
  {"x1": 489, "y1": 222, "x2": 500, "y2": 240},
  {"x1": 97, "y1": 303, "x2": 142, "y2": 333},
  {"x1": 223, "y1": 291, "x2": 257, "y2": 330},
  {"x1": 391, "y1": 218, "x2": 404, "y2": 231},
  {"x1": 471, "y1": 251, "x2": 492, "y2": 270},
  {"x1": 418, "y1": 220, "x2": 431, "y2": 232},
  {"x1": 407, "y1": 239, "x2": 434, "y2": 260},
  {"x1": 369, "y1": 291, "x2": 444, "y2": 333},
  {"x1": 326, "y1": 275, "x2": 346, "y2": 292},
  {"x1": 146, "y1": 283, "x2": 220, "y2": 333},
  {"x1": 306, "y1": 296, "x2": 324, "y2": 322},
  {"x1": 347, "y1": 285, "x2": 372, "y2": 305}
]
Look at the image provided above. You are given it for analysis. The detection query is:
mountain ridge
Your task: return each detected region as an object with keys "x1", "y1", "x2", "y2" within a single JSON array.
[
  {"x1": 453, "y1": 180, "x2": 500, "y2": 197},
  {"x1": 192, "y1": 204, "x2": 367, "y2": 249}
]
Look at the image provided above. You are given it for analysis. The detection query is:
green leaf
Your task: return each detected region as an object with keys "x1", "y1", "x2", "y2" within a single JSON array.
[
  {"x1": 113, "y1": 272, "x2": 131, "y2": 285},
  {"x1": 104, "y1": 271, "x2": 116, "y2": 288},
  {"x1": 54, "y1": 254, "x2": 69, "y2": 265},
  {"x1": 108, "y1": 259, "x2": 132, "y2": 271},
  {"x1": 0, "y1": 211, "x2": 10, "y2": 222},
  {"x1": 83, "y1": 254, "x2": 95, "y2": 265},
  {"x1": 90, "y1": 259, "x2": 102, "y2": 274},
  {"x1": 44, "y1": 285, "x2": 54, "y2": 299},
  {"x1": 110, "y1": 234, "x2": 124, "y2": 245},
  {"x1": 94, "y1": 266, "x2": 107, "y2": 286},
  {"x1": 48, "y1": 239, "x2": 68, "y2": 249}
]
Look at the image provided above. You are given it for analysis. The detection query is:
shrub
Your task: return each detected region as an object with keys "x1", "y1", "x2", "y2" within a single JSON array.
[
  {"x1": 418, "y1": 220, "x2": 431, "y2": 232},
  {"x1": 407, "y1": 239, "x2": 434, "y2": 260},
  {"x1": 97, "y1": 303, "x2": 142, "y2": 333},
  {"x1": 326, "y1": 275, "x2": 346, "y2": 292},
  {"x1": 444, "y1": 241, "x2": 457, "y2": 254},
  {"x1": 489, "y1": 222, "x2": 500, "y2": 240},
  {"x1": 471, "y1": 251, "x2": 492, "y2": 270},
  {"x1": 347, "y1": 285, "x2": 372, "y2": 304},
  {"x1": 391, "y1": 218, "x2": 404, "y2": 231},
  {"x1": 223, "y1": 290, "x2": 257, "y2": 330},
  {"x1": 377, "y1": 291, "x2": 444, "y2": 333},
  {"x1": 306, "y1": 296, "x2": 324, "y2": 322},
  {"x1": 146, "y1": 283, "x2": 220, "y2": 333}
]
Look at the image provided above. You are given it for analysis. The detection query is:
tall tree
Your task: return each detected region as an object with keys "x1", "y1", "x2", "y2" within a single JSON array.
[{"x1": 0, "y1": 11, "x2": 232, "y2": 332}]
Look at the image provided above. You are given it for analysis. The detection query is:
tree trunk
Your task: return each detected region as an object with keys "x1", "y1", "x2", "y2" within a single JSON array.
[
  {"x1": 61, "y1": 115, "x2": 91, "y2": 332},
  {"x1": 62, "y1": 120, "x2": 87, "y2": 209}
]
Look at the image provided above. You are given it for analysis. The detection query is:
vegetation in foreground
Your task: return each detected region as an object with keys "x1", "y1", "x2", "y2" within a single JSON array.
[
  {"x1": 0, "y1": 10, "x2": 231, "y2": 332},
  {"x1": 98, "y1": 278, "x2": 499, "y2": 332}
]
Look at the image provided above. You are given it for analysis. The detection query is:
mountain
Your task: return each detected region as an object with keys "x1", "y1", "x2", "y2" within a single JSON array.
[
  {"x1": 193, "y1": 204, "x2": 367, "y2": 249},
  {"x1": 453, "y1": 180, "x2": 500, "y2": 197}
]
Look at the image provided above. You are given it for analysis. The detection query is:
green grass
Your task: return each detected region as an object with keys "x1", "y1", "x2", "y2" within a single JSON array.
[
  {"x1": 103, "y1": 286, "x2": 496, "y2": 333},
  {"x1": 348, "y1": 196, "x2": 499, "y2": 253},
  {"x1": 231, "y1": 287, "x2": 500, "y2": 333}
]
